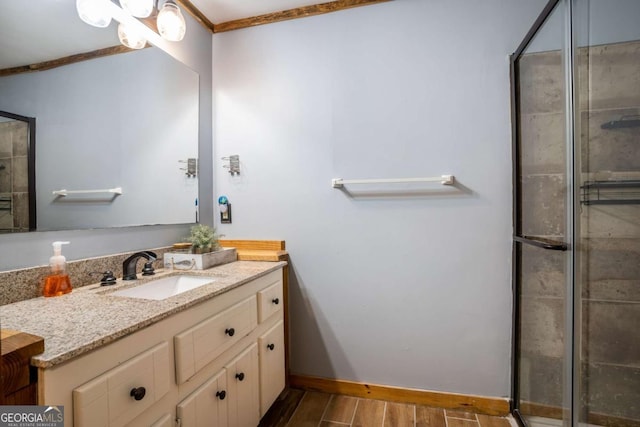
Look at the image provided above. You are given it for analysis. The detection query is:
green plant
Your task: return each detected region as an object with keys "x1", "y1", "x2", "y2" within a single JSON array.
[{"x1": 187, "y1": 224, "x2": 219, "y2": 252}]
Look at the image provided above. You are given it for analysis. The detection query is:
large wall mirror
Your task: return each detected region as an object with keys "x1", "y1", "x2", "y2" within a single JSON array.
[{"x1": 0, "y1": 1, "x2": 199, "y2": 233}]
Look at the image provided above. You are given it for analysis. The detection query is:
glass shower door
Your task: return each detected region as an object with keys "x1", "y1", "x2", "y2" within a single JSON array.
[
  {"x1": 513, "y1": 1, "x2": 640, "y2": 426},
  {"x1": 573, "y1": 0, "x2": 640, "y2": 425},
  {"x1": 512, "y1": 2, "x2": 573, "y2": 426}
]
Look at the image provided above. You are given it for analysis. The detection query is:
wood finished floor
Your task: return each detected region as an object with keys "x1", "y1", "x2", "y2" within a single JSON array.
[{"x1": 260, "y1": 388, "x2": 513, "y2": 427}]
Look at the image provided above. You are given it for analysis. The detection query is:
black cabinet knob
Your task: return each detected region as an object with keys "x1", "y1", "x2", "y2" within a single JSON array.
[
  {"x1": 272, "y1": 298, "x2": 280, "y2": 305},
  {"x1": 130, "y1": 387, "x2": 146, "y2": 401},
  {"x1": 225, "y1": 328, "x2": 235, "y2": 337},
  {"x1": 216, "y1": 390, "x2": 226, "y2": 400},
  {"x1": 267, "y1": 343, "x2": 275, "y2": 351},
  {"x1": 235, "y1": 372, "x2": 245, "y2": 381}
]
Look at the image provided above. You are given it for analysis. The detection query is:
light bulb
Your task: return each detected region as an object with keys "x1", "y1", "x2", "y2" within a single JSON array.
[
  {"x1": 118, "y1": 23, "x2": 147, "y2": 49},
  {"x1": 157, "y1": 1, "x2": 186, "y2": 41},
  {"x1": 76, "y1": 0, "x2": 112, "y2": 28},
  {"x1": 119, "y1": 0, "x2": 154, "y2": 18}
]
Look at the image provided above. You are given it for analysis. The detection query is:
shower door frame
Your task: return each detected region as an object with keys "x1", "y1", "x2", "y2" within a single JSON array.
[
  {"x1": 510, "y1": 0, "x2": 580, "y2": 425},
  {"x1": 0, "y1": 110, "x2": 37, "y2": 231}
]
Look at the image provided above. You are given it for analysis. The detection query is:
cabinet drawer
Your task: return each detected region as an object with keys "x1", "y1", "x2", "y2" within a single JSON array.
[
  {"x1": 73, "y1": 342, "x2": 170, "y2": 427},
  {"x1": 258, "y1": 320, "x2": 285, "y2": 417},
  {"x1": 177, "y1": 369, "x2": 228, "y2": 427},
  {"x1": 175, "y1": 295, "x2": 257, "y2": 384},
  {"x1": 257, "y1": 280, "x2": 283, "y2": 323}
]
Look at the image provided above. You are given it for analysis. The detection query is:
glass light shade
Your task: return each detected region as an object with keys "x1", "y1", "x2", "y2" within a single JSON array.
[
  {"x1": 118, "y1": 23, "x2": 147, "y2": 49},
  {"x1": 76, "y1": 0, "x2": 112, "y2": 28},
  {"x1": 157, "y1": 1, "x2": 186, "y2": 41},
  {"x1": 119, "y1": 0, "x2": 154, "y2": 18}
]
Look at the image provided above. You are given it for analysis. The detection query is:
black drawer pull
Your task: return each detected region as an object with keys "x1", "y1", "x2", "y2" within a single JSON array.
[
  {"x1": 216, "y1": 390, "x2": 226, "y2": 400},
  {"x1": 235, "y1": 372, "x2": 245, "y2": 381},
  {"x1": 225, "y1": 328, "x2": 235, "y2": 337},
  {"x1": 267, "y1": 343, "x2": 275, "y2": 351},
  {"x1": 130, "y1": 387, "x2": 146, "y2": 401},
  {"x1": 272, "y1": 298, "x2": 280, "y2": 305}
]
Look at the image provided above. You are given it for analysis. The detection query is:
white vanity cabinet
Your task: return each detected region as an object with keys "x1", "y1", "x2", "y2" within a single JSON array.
[{"x1": 38, "y1": 268, "x2": 284, "y2": 427}]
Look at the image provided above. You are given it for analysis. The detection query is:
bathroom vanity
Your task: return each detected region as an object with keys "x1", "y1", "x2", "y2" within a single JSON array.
[{"x1": 0, "y1": 261, "x2": 286, "y2": 427}]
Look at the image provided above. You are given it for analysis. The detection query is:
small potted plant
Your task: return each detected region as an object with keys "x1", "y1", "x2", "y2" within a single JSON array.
[
  {"x1": 187, "y1": 224, "x2": 219, "y2": 254},
  {"x1": 163, "y1": 224, "x2": 236, "y2": 270}
]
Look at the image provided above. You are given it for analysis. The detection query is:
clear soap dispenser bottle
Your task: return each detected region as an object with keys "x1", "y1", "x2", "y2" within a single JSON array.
[{"x1": 43, "y1": 241, "x2": 72, "y2": 297}]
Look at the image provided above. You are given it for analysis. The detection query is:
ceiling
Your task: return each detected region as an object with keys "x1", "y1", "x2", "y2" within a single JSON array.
[
  {"x1": 0, "y1": 0, "x2": 119, "y2": 69},
  {"x1": 189, "y1": 0, "x2": 324, "y2": 24},
  {"x1": 0, "y1": 0, "x2": 378, "y2": 70}
]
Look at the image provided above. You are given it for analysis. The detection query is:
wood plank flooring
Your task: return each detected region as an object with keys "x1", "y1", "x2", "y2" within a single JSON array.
[{"x1": 260, "y1": 388, "x2": 513, "y2": 427}]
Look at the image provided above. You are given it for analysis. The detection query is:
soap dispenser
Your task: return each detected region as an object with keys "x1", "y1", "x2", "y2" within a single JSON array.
[{"x1": 43, "y1": 241, "x2": 72, "y2": 297}]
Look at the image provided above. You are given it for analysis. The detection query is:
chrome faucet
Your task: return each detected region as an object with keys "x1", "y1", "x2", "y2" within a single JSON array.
[{"x1": 122, "y1": 251, "x2": 157, "y2": 281}]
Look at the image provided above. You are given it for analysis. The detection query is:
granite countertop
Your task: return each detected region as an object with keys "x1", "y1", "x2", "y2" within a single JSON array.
[{"x1": 0, "y1": 261, "x2": 286, "y2": 369}]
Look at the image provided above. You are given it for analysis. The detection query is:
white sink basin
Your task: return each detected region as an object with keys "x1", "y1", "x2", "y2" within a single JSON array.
[{"x1": 111, "y1": 275, "x2": 215, "y2": 300}]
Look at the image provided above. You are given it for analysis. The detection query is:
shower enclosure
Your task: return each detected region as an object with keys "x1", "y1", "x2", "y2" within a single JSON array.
[{"x1": 511, "y1": 0, "x2": 640, "y2": 426}]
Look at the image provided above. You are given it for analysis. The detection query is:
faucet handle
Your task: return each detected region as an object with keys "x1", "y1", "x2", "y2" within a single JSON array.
[
  {"x1": 96, "y1": 271, "x2": 117, "y2": 286},
  {"x1": 142, "y1": 261, "x2": 155, "y2": 276}
]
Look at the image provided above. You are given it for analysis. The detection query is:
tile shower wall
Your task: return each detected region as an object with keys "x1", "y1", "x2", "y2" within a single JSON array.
[
  {"x1": 0, "y1": 120, "x2": 29, "y2": 232},
  {"x1": 520, "y1": 40, "x2": 640, "y2": 422},
  {"x1": 579, "y1": 40, "x2": 640, "y2": 422}
]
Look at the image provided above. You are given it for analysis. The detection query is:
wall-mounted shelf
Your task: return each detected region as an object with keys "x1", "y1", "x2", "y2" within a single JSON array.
[{"x1": 581, "y1": 180, "x2": 640, "y2": 205}]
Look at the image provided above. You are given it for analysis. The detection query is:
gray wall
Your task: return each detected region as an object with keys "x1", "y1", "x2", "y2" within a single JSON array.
[
  {"x1": 212, "y1": 0, "x2": 547, "y2": 397},
  {"x1": 0, "y1": 11, "x2": 212, "y2": 270}
]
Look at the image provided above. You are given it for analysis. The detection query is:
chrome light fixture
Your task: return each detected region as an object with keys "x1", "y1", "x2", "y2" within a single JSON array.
[
  {"x1": 157, "y1": 0, "x2": 186, "y2": 42},
  {"x1": 119, "y1": 0, "x2": 154, "y2": 18},
  {"x1": 118, "y1": 23, "x2": 147, "y2": 49},
  {"x1": 76, "y1": 0, "x2": 112, "y2": 28}
]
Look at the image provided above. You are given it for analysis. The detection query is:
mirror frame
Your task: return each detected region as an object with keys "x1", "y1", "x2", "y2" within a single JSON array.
[{"x1": 0, "y1": 110, "x2": 36, "y2": 231}]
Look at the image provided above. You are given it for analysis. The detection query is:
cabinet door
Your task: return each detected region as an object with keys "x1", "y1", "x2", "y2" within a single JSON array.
[
  {"x1": 258, "y1": 320, "x2": 285, "y2": 417},
  {"x1": 177, "y1": 369, "x2": 228, "y2": 427},
  {"x1": 225, "y1": 343, "x2": 259, "y2": 427}
]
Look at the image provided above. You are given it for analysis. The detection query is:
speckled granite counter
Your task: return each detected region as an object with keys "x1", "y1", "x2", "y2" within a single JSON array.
[{"x1": 0, "y1": 261, "x2": 286, "y2": 369}]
